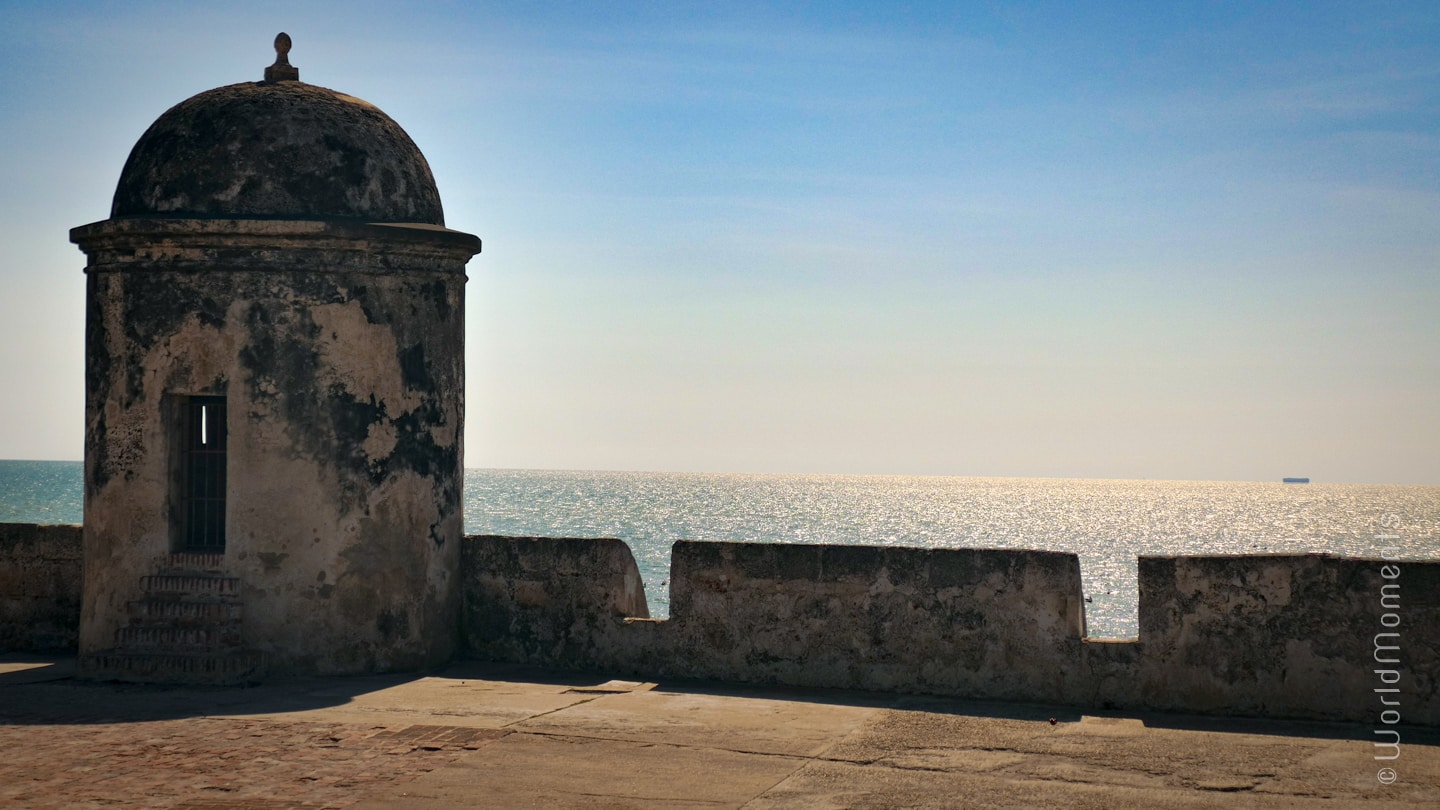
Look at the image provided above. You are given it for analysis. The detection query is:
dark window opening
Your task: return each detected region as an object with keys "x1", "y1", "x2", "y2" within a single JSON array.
[{"x1": 180, "y1": 396, "x2": 227, "y2": 552}]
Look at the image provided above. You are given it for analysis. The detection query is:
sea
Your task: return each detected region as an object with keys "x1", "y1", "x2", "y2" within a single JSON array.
[{"x1": 4, "y1": 459, "x2": 1436, "y2": 639}]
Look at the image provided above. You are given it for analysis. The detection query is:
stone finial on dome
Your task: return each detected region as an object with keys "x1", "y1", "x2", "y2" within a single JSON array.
[{"x1": 264, "y1": 32, "x2": 299, "y2": 82}]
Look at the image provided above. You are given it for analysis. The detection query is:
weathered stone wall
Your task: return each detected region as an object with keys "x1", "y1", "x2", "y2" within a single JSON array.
[
  {"x1": 72, "y1": 219, "x2": 477, "y2": 675},
  {"x1": 663, "y1": 542, "x2": 1086, "y2": 701},
  {"x1": 460, "y1": 537, "x2": 1440, "y2": 726},
  {"x1": 463, "y1": 536, "x2": 648, "y2": 667},
  {"x1": 15, "y1": 526, "x2": 1434, "y2": 723},
  {"x1": 1126, "y1": 555, "x2": 1440, "y2": 724},
  {"x1": 462, "y1": 539, "x2": 1088, "y2": 702},
  {"x1": 0, "y1": 524, "x2": 83, "y2": 652}
]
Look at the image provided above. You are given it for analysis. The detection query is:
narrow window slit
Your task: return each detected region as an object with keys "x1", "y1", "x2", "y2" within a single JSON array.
[{"x1": 178, "y1": 396, "x2": 226, "y2": 552}]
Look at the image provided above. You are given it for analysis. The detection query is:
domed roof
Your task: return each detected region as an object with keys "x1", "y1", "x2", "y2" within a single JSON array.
[{"x1": 111, "y1": 40, "x2": 445, "y2": 225}]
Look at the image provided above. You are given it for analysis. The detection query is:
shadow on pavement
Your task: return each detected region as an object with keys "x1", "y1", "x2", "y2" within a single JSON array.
[
  {"x1": 5, "y1": 654, "x2": 1436, "y2": 746},
  {"x1": 441, "y1": 659, "x2": 1440, "y2": 745},
  {"x1": 0, "y1": 654, "x2": 427, "y2": 726}
]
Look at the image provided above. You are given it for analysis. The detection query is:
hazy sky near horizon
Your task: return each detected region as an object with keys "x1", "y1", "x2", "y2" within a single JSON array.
[{"x1": 1, "y1": 1, "x2": 1437, "y2": 483}]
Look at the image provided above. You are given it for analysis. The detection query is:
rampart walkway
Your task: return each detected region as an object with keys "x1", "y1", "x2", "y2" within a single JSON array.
[{"x1": 2, "y1": 654, "x2": 1436, "y2": 808}]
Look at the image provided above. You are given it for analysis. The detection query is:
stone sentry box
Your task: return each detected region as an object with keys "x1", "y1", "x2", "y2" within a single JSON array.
[{"x1": 70, "y1": 36, "x2": 480, "y2": 680}]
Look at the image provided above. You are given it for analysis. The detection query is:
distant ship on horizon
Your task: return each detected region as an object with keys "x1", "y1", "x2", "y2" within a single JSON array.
[{"x1": 1282, "y1": 477, "x2": 1310, "y2": 484}]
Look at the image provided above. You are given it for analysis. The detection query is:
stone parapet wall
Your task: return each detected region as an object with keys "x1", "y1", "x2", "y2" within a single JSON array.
[
  {"x1": 10, "y1": 527, "x2": 1435, "y2": 725},
  {"x1": 664, "y1": 542, "x2": 1086, "y2": 702},
  {"x1": 462, "y1": 535, "x2": 648, "y2": 667},
  {"x1": 461, "y1": 535, "x2": 1440, "y2": 726},
  {"x1": 0, "y1": 523, "x2": 83, "y2": 652},
  {"x1": 1127, "y1": 554, "x2": 1440, "y2": 723}
]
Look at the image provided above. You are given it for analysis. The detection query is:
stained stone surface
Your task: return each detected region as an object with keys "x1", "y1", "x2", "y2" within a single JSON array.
[
  {"x1": 0, "y1": 524, "x2": 81, "y2": 652},
  {"x1": 111, "y1": 80, "x2": 445, "y2": 224},
  {"x1": 460, "y1": 537, "x2": 1440, "y2": 726},
  {"x1": 71, "y1": 56, "x2": 478, "y2": 679}
]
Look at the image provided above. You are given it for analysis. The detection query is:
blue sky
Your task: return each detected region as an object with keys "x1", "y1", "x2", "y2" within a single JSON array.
[{"x1": 1, "y1": 1, "x2": 1437, "y2": 483}]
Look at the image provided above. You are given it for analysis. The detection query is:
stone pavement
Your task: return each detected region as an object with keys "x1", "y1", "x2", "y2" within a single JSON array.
[{"x1": 2, "y1": 654, "x2": 1437, "y2": 809}]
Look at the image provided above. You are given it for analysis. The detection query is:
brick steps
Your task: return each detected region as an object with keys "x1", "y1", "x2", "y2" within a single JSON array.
[
  {"x1": 141, "y1": 574, "x2": 240, "y2": 598},
  {"x1": 114, "y1": 624, "x2": 241, "y2": 652},
  {"x1": 163, "y1": 552, "x2": 226, "y2": 574},
  {"x1": 128, "y1": 598, "x2": 243, "y2": 624},
  {"x1": 79, "y1": 650, "x2": 265, "y2": 685},
  {"x1": 82, "y1": 552, "x2": 265, "y2": 685}
]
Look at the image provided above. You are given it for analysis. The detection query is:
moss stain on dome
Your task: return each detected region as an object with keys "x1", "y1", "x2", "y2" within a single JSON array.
[{"x1": 112, "y1": 81, "x2": 445, "y2": 225}]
